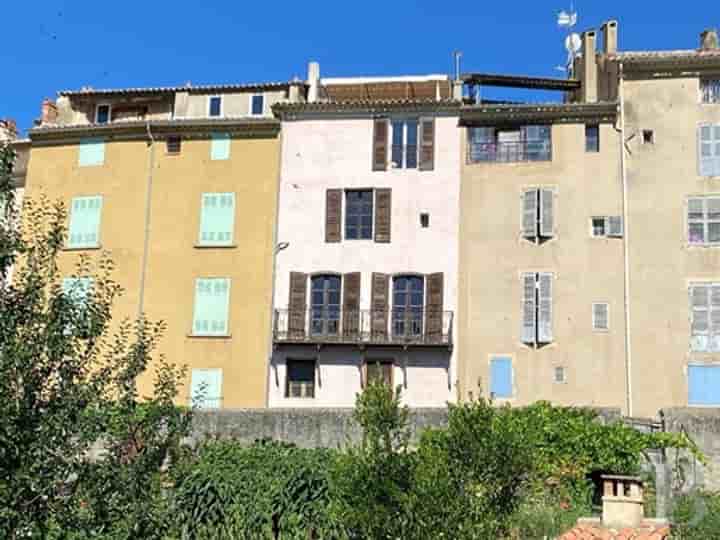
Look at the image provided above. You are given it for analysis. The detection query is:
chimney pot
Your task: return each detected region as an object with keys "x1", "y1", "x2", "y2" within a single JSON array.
[
  {"x1": 601, "y1": 475, "x2": 644, "y2": 529},
  {"x1": 307, "y1": 61, "x2": 320, "y2": 103},
  {"x1": 700, "y1": 29, "x2": 719, "y2": 50},
  {"x1": 41, "y1": 98, "x2": 58, "y2": 125},
  {"x1": 581, "y1": 31, "x2": 598, "y2": 103},
  {"x1": 602, "y1": 20, "x2": 618, "y2": 55}
]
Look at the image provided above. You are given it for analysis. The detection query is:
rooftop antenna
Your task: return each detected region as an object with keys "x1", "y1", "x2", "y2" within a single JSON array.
[
  {"x1": 453, "y1": 51, "x2": 463, "y2": 81},
  {"x1": 556, "y1": 2, "x2": 580, "y2": 76}
]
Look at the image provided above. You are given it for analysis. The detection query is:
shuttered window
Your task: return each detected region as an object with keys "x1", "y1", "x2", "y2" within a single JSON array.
[
  {"x1": 701, "y1": 79, "x2": 720, "y2": 104},
  {"x1": 366, "y1": 360, "x2": 393, "y2": 387},
  {"x1": 286, "y1": 360, "x2": 315, "y2": 398},
  {"x1": 521, "y1": 272, "x2": 553, "y2": 345},
  {"x1": 591, "y1": 216, "x2": 623, "y2": 238},
  {"x1": 490, "y1": 356, "x2": 513, "y2": 398},
  {"x1": 190, "y1": 368, "x2": 223, "y2": 408},
  {"x1": 688, "y1": 197, "x2": 720, "y2": 245},
  {"x1": 522, "y1": 188, "x2": 554, "y2": 241},
  {"x1": 62, "y1": 277, "x2": 93, "y2": 305},
  {"x1": 68, "y1": 196, "x2": 103, "y2": 248},
  {"x1": 419, "y1": 118, "x2": 435, "y2": 170},
  {"x1": 593, "y1": 303, "x2": 610, "y2": 331},
  {"x1": 345, "y1": 190, "x2": 373, "y2": 240},
  {"x1": 198, "y1": 193, "x2": 235, "y2": 246},
  {"x1": 288, "y1": 272, "x2": 308, "y2": 338},
  {"x1": 343, "y1": 272, "x2": 361, "y2": 338},
  {"x1": 78, "y1": 138, "x2": 105, "y2": 167},
  {"x1": 371, "y1": 273, "x2": 389, "y2": 339},
  {"x1": 699, "y1": 124, "x2": 720, "y2": 177},
  {"x1": 210, "y1": 133, "x2": 231, "y2": 161},
  {"x1": 372, "y1": 119, "x2": 389, "y2": 171},
  {"x1": 391, "y1": 119, "x2": 418, "y2": 169},
  {"x1": 690, "y1": 283, "x2": 720, "y2": 352},
  {"x1": 192, "y1": 278, "x2": 231, "y2": 336},
  {"x1": 688, "y1": 365, "x2": 720, "y2": 406}
]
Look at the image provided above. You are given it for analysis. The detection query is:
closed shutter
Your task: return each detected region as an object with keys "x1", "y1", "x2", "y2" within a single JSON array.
[
  {"x1": 607, "y1": 216, "x2": 624, "y2": 237},
  {"x1": 343, "y1": 272, "x2": 361, "y2": 337},
  {"x1": 371, "y1": 273, "x2": 389, "y2": 340},
  {"x1": 372, "y1": 119, "x2": 389, "y2": 171},
  {"x1": 538, "y1": 273, "x2": 553, "y2": 343},
  {"x1": 374, "y1": 188, "x2": 392, "y2": 243},
  {"x1": 522, "y1": 189, "x2": 538, "y2": 239},
  {"x1": 288, "y1": 272, "x2": 307, "y2": 338},
  {"x1": 425, "y1": 272, "x2": 444, "y2": 342},
  {"x1": 192, "y1": 278, "x2": 230, "y2": 336},
  {"x1": 68, "y1": 196, "x2": 103, "y2": 248},
  {"x1": 419, "y1": 118, "x2": 435, "y2": 171},
  {"x1": 62, "y1": 277, "x2": 94, "y2": 304},
  {"x1": 521, "y1": 273, "x2": 537, "y2": 344},
  {"x1": 593, "y1": 303, "x2": 609, "y2": 330},
  {"x1": 210, "y1": 133, "x2": 231, "y2": 161},
  {"x1": 490, "y1": 357, "x2": 513, "y2": 398},
  {"x1": 688, "y1": 365, "x2": 720, "y2": 406},
  {"x1": 691, "y1": 284, "x2": 710, "y2": 352},
  {"x1": 699, "y1": 125, "x2": 720, "y2": 177},
  {"x1": 539, "y1": 189, "x2": 554, "y2": 237},
  {"x1": 709, "y1": 198, "x2": 720, "y2": 244},
  {"x1": 78, "y1": 138, "x2": 105, "y2": 167},
  {"x1": 199, "y1": 193, "x2": 235, "y2": 245},
  {"x1": 712, "y1": 285, "x2": 720, "y2": 352},
  {"x1": 190, "y1": 368, "x2": 223, "y2": 409},
  {"x1": 325, "y1": 189, "x2": 342, "y2": 243}
]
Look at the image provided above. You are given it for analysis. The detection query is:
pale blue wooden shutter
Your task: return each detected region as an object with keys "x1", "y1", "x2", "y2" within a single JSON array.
[
  {"x1": 210, "y1": 133, "x2": 231, "y2": 161},
  {"x1": 68, "y1": 196, "x2": 103, "y2": 248},
  {"x1": 199, "y1": 193, "x2": 235, "y2": 245},
  {"x1": 522, "y1": 190, "x2": 538, "y2": 239},
  {"x1": 688, "y1": 365, "x2": 720, "y2": 406},
  {"x1": 193, "y1": 278, "x2": 230, "y2": 335},
  {"x1": 490, "y1": 357, "x2": 512, "y2": 398},
  {"x1": 190, "y1": 368, "x2": 223, "y2": 408},
  {"x1": 691, "y1": 284, "x2": 710, "y2": 352},
  {"x1": 699, "y1": 125, "x2": 720, "y2": 177},
  {"x1": 78, "y1": 138, "x2": 105, "y2": 167},
  {"x1": 62, "y1": 277, "x2": 93, "y2": 304}
]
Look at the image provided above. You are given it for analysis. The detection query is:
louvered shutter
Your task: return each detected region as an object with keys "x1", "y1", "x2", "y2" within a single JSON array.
[
  {"x1": 490, "y1": 357, "x2": 513, "y2": 398},
  {"x1": 199, "y1": 193, "x2": 235, "y2": 245},
  {"x1": 210, "y1": 133, "x2": 231, "y2": 161},
  {"x1": 521, "y1": 273, "x2": 537, "y2": 344},
  {"x1": 699, "y1": 125, "x2": 720, "y2": 177},
  {"x1": 343, "y1": 272, "x2": 361, "y2": 338},
  {"x1": 593, "y1": 303, "x2": 609, "y2": 330},
  {"x1": 691, "y1": 284, "x2": 710, "y2": 352},
  {"x1": 538, "y1": 273, "x2": 553, "y2": 343},
  {"x1": 711, "y1": 285, "x2": 720, "y2": 352},
  {"x1": 62, "y1": 277, "x2": 93, "y2": 304},
  {"x1": 372, "y1": 119, "x2": 389, "y2": 171},
  {"x1": 419, "y1": 118, "x2": 435, "y2": 171},
  {"x1": 68, "y1": 196, "x2": 102, "y2": 248},
  {"x1": 539, "y1": 189, "x2": 554, "y2": 237},
  {"x1": 190, "y1": 368, "x2": 223, "y2": 409},
  {"x1": 193, "y1": 278, "x2": 230, "y2": 336},
  {"x1": 78, "y1": 138, "x2": 105, "y2": 167},
  {"x1": 522, "y1": 189, "x2": 538, "y2": 239},
  {"x1": 374, "y1": 188, "x2": 392, "y2": 243},
  {"x1": 288, "y1": 272, "x2": 307, "y2": 338},
  {"x1": 607, "y1": 216, "x2": 624, "y2": 237},
  {"x1": 325, "y1": 189, "x2": 342, "y2": 243},
  {"x1": 371, "y1": 273, "x2": 389, "y2": 340},
  {"x1": 425, "y1": 272, "x2": 444, "y2": 342}
]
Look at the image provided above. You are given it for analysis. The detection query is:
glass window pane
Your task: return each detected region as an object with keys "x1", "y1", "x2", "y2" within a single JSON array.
[
  {"x1": 592, "y1": 217, "x2": 606, "y2": 236},
  {"x1": 209, "y1": 97, "x2": 222, "y2": 117},
  {"x1": 96, "y1": 106, "x2": 109, "y2": 124},
  {"x1": 406, "y1": 120, "x2": 418, "y2": 145},
  {"x1": 689, "y1": 223, "x2": 706, "y2": 244},
  {"x1": 702, "y1": 143, "x2": 712, "y2": 157},
  {"x1": 251, "y1": 95, "x2": 264, "y2": 115},
  {"x1": 701, "y1": 126, "x2": 712, "y2": 141},
  {"x1": 709, "y1": 223, "x2": 720, "y2": 243}
]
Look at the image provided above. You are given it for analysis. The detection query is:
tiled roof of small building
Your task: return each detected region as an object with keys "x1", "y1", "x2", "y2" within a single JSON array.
[
  {"x1": 559, "y1": 520, "x2": 671, "y2": 540},
  {"x1": 58, "y1": 81, "x2": 294, "y2": 97}
]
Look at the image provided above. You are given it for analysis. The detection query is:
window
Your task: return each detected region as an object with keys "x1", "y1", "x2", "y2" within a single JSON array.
[
  {"x1": 190, "y1": 368, "x2": 223, "y2": 409},
  {"x1": 286, "y1": 360, "x2": 316, "y2": 398},
  {"x1": 192, "y1": 278, "x2": 231, "y2": 336},
  {"x1": 345, "y1": 190, "x2": 373, "y2": 240},
  {"x1": 585, "y1": 124, "x2": 599, "y2": 152},
  {"x1": 554, "y1": 366, "x2": 566, "y2": 384},
  {"x1": 688, "y1": 197, "x2": 720, "y2": 245},
  {"x1": 391, "y1": 119, "x2": 418, "y2": 169},
  {"x1": 210, "y1": 133, "x2": 231, "y2": 161},
  {"x1": 591, "y1": 216, "x2": 624, "y2": 238},
  {"x1": 209, "y1": 96, "x2": 222, "y2": 117},
  {"x1": 521, "y1": 272, "x2": 553, "y2": 346},
  {"x1": 420, "y1": 212, "x2": 430, "y2": 228},
  {"x1": 392, "y1": 275, "x2": 424, "y2": 337},
  {"x1": 490, "y1": 356, "x2": 513, "y2": 398},
  {"x1": 311, "y1": 275, "x2": 341, "y2": 337},
  {"x1": 366, "y1": 360, "x2": 393, "y2": 387},
  {"x1": 78, "y1": 138, "x2": 105, "y2": 167},
  {"x1": 250, "y1": 94, "x2": 264, "y2": 116},
  {"x1": 95, "y1": 104, "x2": 110, "y2": 124},
  {"x1": 522, "y1": 188, "x2": 554, "y2": 241},
  {"x1": 701, "y1": 79, "x2": 720, "y2": 104},
  {"x1": 642, "y1": 130, "x2": 655, "y2": 145},
  {"x1": 699, "y1": 125, "x2": 720, "y2": 177},
  {"x1": 198, "y1": 193, "x2": 235, "y2": 246},
  {"x1": 592, "y1": 302, "x2": 610, "y2": 331},
  {"x1": 166, "y1": 136, "x2": 182, "y2": 154},
  {"x1": 690, "y1": 283, "x2": 720, "y2": 352},
  {"x1": 68, "y1": 196, "x2": 103, "y2": 248},
  {"x1": 468, "y1": 125, "x2": 551, "y2": 163},
  {"x1": 62, "y1": 277, "x2": 93, "y2": 306}
]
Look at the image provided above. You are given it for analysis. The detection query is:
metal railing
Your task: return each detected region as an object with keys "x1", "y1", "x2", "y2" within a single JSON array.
[
  {"x1": 467, "y1": 140, "x2": 552, "y2": 164},
  {"x1": 273, "y1": 309, "x2": 453, "y2": 346}
]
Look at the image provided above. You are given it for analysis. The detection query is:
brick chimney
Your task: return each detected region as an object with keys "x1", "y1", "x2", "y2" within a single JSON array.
[
  {"x1": 700, "y1": 29, "x2": 719, "y2": 50},
  {"x1": 602, "y1": 20, "x2": 618, "y2": 55},
  {"x1": 601, "y1": 475, "x2": 644, "y2": 528},
  {"x1": 41, "y1": 98, "x2": 58, "y2": 125},
  {"x1": 0, "y1": 119, "x2": 18, "y2": 141}
]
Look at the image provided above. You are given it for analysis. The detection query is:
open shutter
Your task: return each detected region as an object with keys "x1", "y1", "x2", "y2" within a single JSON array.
[
  {"x1": 425, "y1": 272, "x2": 444, "y2": 342},
  {"x1": 711, "y1": 285, "x2": 720, "y2": 352},
  {"x1": 539, "y1": 188, "x2": 554, "y2": 238},
  {"x1": 372, "y1": 119, "x2": 389, "y2": 171},
  {"x1": 522, "y1": 189, "x2": 538, "y2": 239},
  {"x1": 288, "y1": 272, "x2": 307, "y2": 339},
  {"x1": 343, "y1": 272, "x2": 361, "y2": 338},
  {"x1": 419, "y1": 118, "x2": 435, "y2": 171},
  {"x1": 521, "y1": 273, "x2": 537, "y2": 345},
  {"x1": 607, "y1": 216, "x2": 624, "y2": 237},
  {"x1": 325, "y1": 189, "x2": 342, "y2": 243},
  {"x1": 691, "y1": 284, "x2": 710, "y2": 352},
  {"x1": 538, "y1": 273, "x2": 553, "y2": 343},
  {"x1": 371, "y1": 273, "x2": 389, "y2": 340},
  {"x1": 374, "y1": 188, "x2": 392, "y2": 243},
  {"x1": 699, "y1": 125, "x2": 719, "y2": 177}
]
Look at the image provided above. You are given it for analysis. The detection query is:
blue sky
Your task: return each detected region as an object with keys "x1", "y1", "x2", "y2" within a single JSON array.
[{"x1": 2, "y1": 0, "x2": 715, "y2": 135}]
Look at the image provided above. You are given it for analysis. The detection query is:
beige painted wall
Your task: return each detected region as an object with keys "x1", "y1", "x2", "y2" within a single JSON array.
[{"x1": 182, "y1": 90, "x2": 287, "y2": 118}]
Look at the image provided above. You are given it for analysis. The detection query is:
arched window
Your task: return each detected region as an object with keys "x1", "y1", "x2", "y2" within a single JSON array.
[
  {"x1": 311, "y1": 275, "x2": 341, "y2": 336},
  {"x1": 392, "y1": 275, "x2": 424, "y2": 337}
]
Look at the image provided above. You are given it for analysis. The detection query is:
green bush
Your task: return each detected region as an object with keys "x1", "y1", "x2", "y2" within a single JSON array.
[{"x1": 671, "y1": 490, "x2": 720, "y2": 539}]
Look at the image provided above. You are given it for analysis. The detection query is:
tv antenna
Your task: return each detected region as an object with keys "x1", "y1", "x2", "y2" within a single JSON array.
[{"x1": 556, "y1": 3, "x2": 580, "y2": 76}]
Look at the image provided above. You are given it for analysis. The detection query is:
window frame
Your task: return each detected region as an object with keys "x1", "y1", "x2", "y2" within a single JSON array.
[
  {"x1": 78, "y1": 138, "x2": 106, "y2": 167},
  {"x1": 701, "y1": 78, "x2": 720, "y2": 105},
  {"x1": 521, "y1": 271, "x2": 554, "y2": 347},
  {"x1": 689, "y1": 282, "x2": 720, "y2": 353},
  {"x1": 390, "y1": 118, "x2": 419, "y2": 169},
  {"x1": 249, "y1": 94, "x2": 265, "y2": 116},
  {"x1": 585, "y1": 124, "x2": 600, "y2": 153},
  {"x1": 688, "y1": 363, "x2": 720, "y2": 406},
  {"x1": 310, "y1": 274, "x2": 342, "y2": 337},
  {"x1": 191, "y1": 277, "x2": 232, "y2": 337},
  {"x1": 391, "y1": 274, "x2": 425, "y2": 338},
  {"x1": 208, "y1": 95, "x2": 223, "y2": 118},
  {"x1": 285, "y1": 359, "x2": 317, "y2": 399},
  {"x1": 592, "y1": 302, "x2": 610, "y2": 332},
  {"x1": 190, "y1": 368, "x2": 223, "y2": 409},
  {"x1": 95, "y1": 104, "x2": 111, "y2": 124},
  {"x1": 687, "y1": 196, "x2": 720, "y2": 247},
  {"x1": 591, "y1": 216, "x2": 608, "y2": 237},
  {"x1": 364, "y1": 358, "x2": 394, "y2": 388},
  {"x1": 489, "y1": 355, "x2": 514, "y2": 399},
  {"x1": 210, "y1": 132, "x2": 231, "y2": 161},
  {"x1": 468, "y1": 124, "x2": 552, "y2": 164},
  {"x1": 554, "y1": 365, "x2": 567, "y2": 384},
  {"x1": 521, "y1": 186, "x2": 556, "y2": 243},
  {"x1": 344, "y1": 189, "x2": 374, "y2": 241}
]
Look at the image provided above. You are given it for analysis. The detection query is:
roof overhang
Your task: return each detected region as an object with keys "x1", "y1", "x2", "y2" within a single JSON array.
[
  {"x1": 613, "y1": 51, "x2": 720, "y2": 74},
  {"x1": 273, "y1": 99, "x2": 462, "y2": 120},
  {"x1": 461, "y1": 73, "x2": 581, "y2": 91},
  {"x1": 58, "y1": 82, "x2": 295, "y2": 98},
  {"x1": 459, "y1": 102, "x2": 618, "y2": 125}
]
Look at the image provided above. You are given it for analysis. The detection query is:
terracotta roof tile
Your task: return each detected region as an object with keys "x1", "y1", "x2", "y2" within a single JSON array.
[{"x1": 558, "y1": 522, "x2": 671, "y2": 540}]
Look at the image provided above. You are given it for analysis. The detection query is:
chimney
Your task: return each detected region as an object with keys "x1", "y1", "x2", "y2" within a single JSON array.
[
  {"x1": 601, "y1": 475, "x2": 644, "y2": 529},
  {"x1": 602, "y1": 20, "x2": 618, "y2": 55},
  {"x1": 581, "y1": 30, "x2": 598, "y2": 103},
  {"x1": 307, "y1": 61, "x2": 320, "y2": 103},
  {"x1": 700, "y1": 29, "x2": 719, "y2": 50},
  {"x1": 41, "y1": 98, "x2": 58, "y2": 125},
  {"x1": 0, "y1": 119, "x2": 18, "y2": 142}
]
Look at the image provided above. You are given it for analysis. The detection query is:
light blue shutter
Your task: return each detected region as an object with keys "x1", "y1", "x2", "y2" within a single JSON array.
[
  {"x1": 190, "y1": 368, "x2": 223, "y2": 408},
  {"x1": 78, "y1": 138, "x2": 105, "y2": 167},
  {"x1": 62, "y1": 277, "x2": 93, "y2": 304},
  {"x1": 193, "y1": 278, "x2": 230, "y2": 335},
  {"x1": 699, "y1": 125, "x2": 720, "y2": 177},
  {"x1": 688, "y1": 365, "x2": 720, "y2": 405},
  {"x1": 490, "y1": 357, "x2": 513, "y2": 398},
  {"x1": 199, "y1": 193, "x2": 235, "y2": 245},
  {"x1": 210, "y1": 133, "x2": 231, "y2": 161},
  {"x1": 68, "y1": 196, "x2": 102, "y2": 248}
]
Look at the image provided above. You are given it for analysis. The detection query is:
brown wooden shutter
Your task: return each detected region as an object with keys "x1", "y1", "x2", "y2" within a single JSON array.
[
  {"x1": 372, "y1": 119, "x2": 389, "y2": 171},
  {"x1": 419, "y1": 118, "x2": 435, "y2": 171},
  {"x1": 374, "y1": 188, "x2": 392, "y2": 243},
  {"x1": 371, "y1": 273, "x2": 389, "y2": 340},
  {"x1": 425, "y1": 272, "x2": 444, "y2": 342},
  {"x1": 325, "y1": 189, "x2": 342, "y2": 243},
  {"x1": 343, "y1": 272, "x2": 361, "y2": 338},
  {"x1": 288, "y1": 272, "x2": 307, "y2": 339}
]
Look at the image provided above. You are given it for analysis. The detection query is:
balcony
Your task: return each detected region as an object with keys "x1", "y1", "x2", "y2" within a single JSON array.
[
  {"x1": 467, "y1": 140, "x2": 552, "y2": 163},
  {"x1": 273, "y1": 309, "x2": 453, "y2": 348}
]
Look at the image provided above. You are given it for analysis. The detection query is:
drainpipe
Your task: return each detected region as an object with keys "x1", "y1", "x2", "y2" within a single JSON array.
[
  {"x1": 618, "y1": 62, "x2": 633, "y2": 417},
  {"x1": 138, "y1": 121, "x2": 156, "y2": 318}
]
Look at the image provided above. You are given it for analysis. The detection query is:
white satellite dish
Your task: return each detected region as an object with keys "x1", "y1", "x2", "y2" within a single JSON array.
[{"x1": 565, "y1": 33, "x2": 582, "y2": 56}]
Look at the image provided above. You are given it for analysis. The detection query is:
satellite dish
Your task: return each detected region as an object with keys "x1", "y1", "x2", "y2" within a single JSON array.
[{"x1": 565, "y1": 33, "x2": 582, "y2": 56}]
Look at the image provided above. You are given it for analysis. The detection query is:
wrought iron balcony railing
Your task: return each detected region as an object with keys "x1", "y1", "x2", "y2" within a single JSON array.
[
  {"x1": 273, "y1": 309, "x2": 453, "y2": 346},
  {"x1": 467, "y1": 140, "x2": 552, "y2": 164}
]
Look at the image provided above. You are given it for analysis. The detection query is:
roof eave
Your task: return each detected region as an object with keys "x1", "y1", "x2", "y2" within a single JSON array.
[{"x1": 459, "y1": 102, "x2": 618, "y2": 125}]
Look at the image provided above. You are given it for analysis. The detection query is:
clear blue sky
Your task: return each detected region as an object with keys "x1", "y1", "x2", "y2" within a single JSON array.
[{"x1": 3, "y1": 0, "x2": 715, "y2": 135}]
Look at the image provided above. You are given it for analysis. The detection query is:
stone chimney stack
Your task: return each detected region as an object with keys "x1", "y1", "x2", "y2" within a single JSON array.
[
  {"x1": 307, "y1": 61, "x2": 320, "y2": 103},
  {"x1": 0, "y1": 119, "x2": 18, "y2": 142},
  {"x1": 602, "y1": 20, "x2": 618, "y2": 55},
  {"x1": 601, "y1": 475, "x2": 644, "y2": 529},
  {"x1": 700, "y1": 29, "x2": 719, "y2": 50},
  {"x1": 581, "y1": 30, "x2": 598, "y2": 103},
  {"x1": 41, "y1": 98, "x2": 58, "y2": 125}
]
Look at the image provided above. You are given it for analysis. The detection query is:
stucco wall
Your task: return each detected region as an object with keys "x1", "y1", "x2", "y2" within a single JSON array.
[{"x1": 183, "y1": 90, "x2": 287, "y2": 118}]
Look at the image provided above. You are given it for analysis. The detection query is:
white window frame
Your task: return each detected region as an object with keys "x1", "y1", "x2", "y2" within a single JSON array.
[
  {"x1": 390, "y1": 118, "x2": 419, "y2": 169},
  {"x1": 95, "y1": 103, "x2": 112, "y2": 124},
  {"x1": 689, "y1": 282, "x2": 720, "y2": 353},
  {"x1": 208, "y1": 95, "x2": 223, "y2": 118},
  {"x1": 687, "y1": 196, "x2": 720, "y2": 247},
  {"x1": 591, "y1": 216, "x2": 608, "y2": 237},
  {"x1": 592, "y1": 302, "x2": 610, "y2": 332},
  {"x1": 554, "y1": 365, "x2": 567, "y2": 384},
  {"x1": 701, "y1": 78, "x2": 720, "y2": 104},
  {"x1": 249, "y1": 94, "x2": 265, "y2": 116}
]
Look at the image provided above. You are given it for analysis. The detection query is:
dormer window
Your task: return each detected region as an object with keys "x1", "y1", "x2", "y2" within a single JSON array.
[
  {"x1": 250, "y1": 94, "x2": 264, "y2": 116},
  {"x1": 209, "y1": 96, "x2": 222, "y2": 117},
  {"x1": 95, "y1": 104, "x2": 111, "y2": 124}
]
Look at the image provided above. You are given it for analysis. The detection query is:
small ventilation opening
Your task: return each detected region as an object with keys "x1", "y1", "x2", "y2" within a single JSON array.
[
  {"x1": 554, "y1": 366, "x2": 566, "y2": 383},
  {"x1": 420, "y1": 213, "x2": 430, "y2": 228},
  {"x1": 642, "y1": 129, "x2": 654, "y2": 144},
  {"x1": 166, "y1": 136, "x2": 182, "y2": 154}
]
